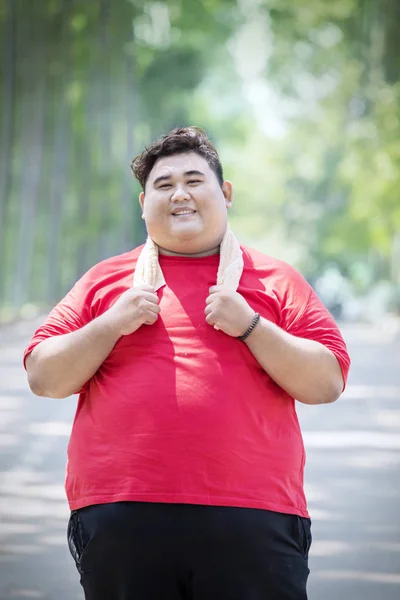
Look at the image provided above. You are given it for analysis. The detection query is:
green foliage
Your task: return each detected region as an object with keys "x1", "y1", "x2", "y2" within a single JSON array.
[{"x1": 0, "y1": 0, "x2": 399, "y2": 318}]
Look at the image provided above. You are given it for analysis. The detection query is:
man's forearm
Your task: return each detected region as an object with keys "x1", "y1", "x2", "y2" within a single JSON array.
[
  {"x1": 26, "y1": 314, "x2": 121, "y2": 399},
  {"x1": 244, "y1": 317, "x2": 344, "y2": 405}
]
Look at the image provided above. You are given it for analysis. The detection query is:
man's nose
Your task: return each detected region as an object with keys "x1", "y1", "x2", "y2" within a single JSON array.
[{"x1": 171, "y1": 186, "x2": 190, "y2": 202}]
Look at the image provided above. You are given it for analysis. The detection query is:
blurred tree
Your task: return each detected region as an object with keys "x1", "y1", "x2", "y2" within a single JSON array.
[
  {"x1": 0, "y1": 0, "x2": 241, "y2": 313},
  {"x1": 0, "y1": 0, "x2": 16, "y2": 305},
  {"x1": 213, "y1": 0, "x2": 400, "y2": 283},
  {"x1": 0, "y1": 0, "x2": 399, "y2": 318}
]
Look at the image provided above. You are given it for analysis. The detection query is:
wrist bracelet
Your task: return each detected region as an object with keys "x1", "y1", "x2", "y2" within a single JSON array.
[{"x1": 237, "y1": 312, "x2": 260, "y2": 341}]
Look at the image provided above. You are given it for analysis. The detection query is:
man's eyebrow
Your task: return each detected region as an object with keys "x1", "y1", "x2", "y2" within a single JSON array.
[
  {"x1": 153, "y1": 174, "x2": 172, "y2": 187},
  {"x1": 152, "y1": 170, "x2": 206, "y2": 187},
  {"x1": 184, "y1": 170, "x2": 205, "y2": 178}
]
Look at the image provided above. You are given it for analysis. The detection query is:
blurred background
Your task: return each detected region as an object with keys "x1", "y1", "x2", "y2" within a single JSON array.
[
  {"x1": 0, "y1": 1, "x2": 399, "y2": 599},
  {"x1": 0, "y1": 0, "x2": 399, "y2": 322}
]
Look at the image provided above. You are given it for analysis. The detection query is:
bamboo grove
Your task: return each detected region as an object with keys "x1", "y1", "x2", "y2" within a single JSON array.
[{"x1": 0, "y1": 0, "x2": 399, "y2": 319}]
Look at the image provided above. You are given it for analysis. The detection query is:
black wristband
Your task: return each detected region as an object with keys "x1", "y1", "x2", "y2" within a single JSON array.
[{"x1": 237, "y1": 312, "x2": 260, "y2": 341}]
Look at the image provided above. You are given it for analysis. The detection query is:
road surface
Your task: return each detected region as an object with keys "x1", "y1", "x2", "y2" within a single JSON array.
[{"x1": 0, "y1": 318, "x2": 399, "y2": 600}]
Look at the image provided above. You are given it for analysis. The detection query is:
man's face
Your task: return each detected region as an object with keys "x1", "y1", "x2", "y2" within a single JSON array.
[{"x1": 139, "y1": 152, "x2": 232, "y2": 256}]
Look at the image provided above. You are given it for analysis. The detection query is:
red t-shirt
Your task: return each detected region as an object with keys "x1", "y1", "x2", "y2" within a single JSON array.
[{"x1": 24, "y1": 245, "x2": 350, "y2": 517}]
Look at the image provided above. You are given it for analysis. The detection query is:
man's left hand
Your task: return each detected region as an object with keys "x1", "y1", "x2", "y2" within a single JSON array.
[{"x1": 205, "y1": 285, "x2": 255, "y2": 338}]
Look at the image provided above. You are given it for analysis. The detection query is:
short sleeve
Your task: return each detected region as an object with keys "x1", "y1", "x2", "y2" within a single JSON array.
[
  {"x1": 23, "y1": 273, "x2": 92, "y2": 393},
  {"x1": 278, "y1": 265, "x2": 351, "y2": 389}
]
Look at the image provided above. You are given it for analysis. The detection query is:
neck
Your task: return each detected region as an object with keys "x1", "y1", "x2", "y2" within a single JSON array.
[{"x1": 158, "y1": 245, "x2": 220, "y2": 257}]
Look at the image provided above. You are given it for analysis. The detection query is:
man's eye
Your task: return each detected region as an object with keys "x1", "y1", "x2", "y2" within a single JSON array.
[
  {"x1": 188, "y1": 180, "x2": 201, "y2": 185},
  {"x1": 159, "y1": 184, "x2": 172, "y2": 190}
]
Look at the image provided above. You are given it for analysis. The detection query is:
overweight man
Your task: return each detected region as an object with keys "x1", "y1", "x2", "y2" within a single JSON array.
[{"x1": 24, "y1": 126, "x2": 350, "y2": 600}]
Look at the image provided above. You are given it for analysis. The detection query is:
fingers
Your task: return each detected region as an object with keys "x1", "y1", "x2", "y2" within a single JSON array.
[
  {"x1": 204, "y1": 304, "x2": 213, "y2": 316},
  {"x1": 205, "y1": 292, "x2": 217, "y2": 325},
  {"x1": 205, "y1": 312, "x2": 215, "y2": 326},
  {"x1": 209, "y1": 285, "x2": 223, "y2": 294},
  {"x1": 144, "y1": 313, "x2": 158, "y2": 325},
  {"x1": 143, "y1": 303, "x2": 160, "y2": 326},
  {"x1": 126, "y1": 287, "x2": 158, "y2": 303},
  {"x1": 205, "y1": 312, "x2": 220, "y2": 331},
  {"x1": 206, "y1": 285, "x2": 225, "y2": 304},
  {"x1": 146, "y1": 301, "x2": 161, "y2": 314},
  {"x1": 141, "y1": 291, "x2": 160, "y2": 304}
]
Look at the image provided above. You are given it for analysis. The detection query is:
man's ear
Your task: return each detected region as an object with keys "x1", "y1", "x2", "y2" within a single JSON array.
[
  {"x1": 139, "y1": 192, "x2": 145, "y2": 214},
  {"x1": 222, "y1": 181, "x2": 233, "y2": 209}
]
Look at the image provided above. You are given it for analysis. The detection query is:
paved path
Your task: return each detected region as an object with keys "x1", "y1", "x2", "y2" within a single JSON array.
[{"x1": 0, "y1": 318, "x2": 399, "y2": 599}]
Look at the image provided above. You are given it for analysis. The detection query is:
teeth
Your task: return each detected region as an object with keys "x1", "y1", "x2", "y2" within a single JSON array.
[{"x1": 174, "y1": 210, "x2": 195, "y2": 215}]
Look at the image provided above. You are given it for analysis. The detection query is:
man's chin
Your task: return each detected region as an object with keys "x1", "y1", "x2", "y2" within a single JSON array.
[
  {"x1": 151, "y1": 223, "x2": 225, "y2": 256},
  {"x1": 157, "y1": 233, "x2": 220, "y2": 257},
  {"x1": 167, "y1": 224, "x2": 205, "y2": 244}
]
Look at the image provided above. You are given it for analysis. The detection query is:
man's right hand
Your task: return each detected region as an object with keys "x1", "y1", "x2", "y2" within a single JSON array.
[
  {"x1": 102, "y1": 285, "x2": 161, "y2": 337},
  {"x1": 26, "y1": 285, "x2": 161, "y2": 399}
]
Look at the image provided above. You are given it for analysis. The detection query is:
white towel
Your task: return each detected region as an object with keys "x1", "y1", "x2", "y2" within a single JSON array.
[{"x1": 133, "y1": 226, "x2": 244, "y2": 291}]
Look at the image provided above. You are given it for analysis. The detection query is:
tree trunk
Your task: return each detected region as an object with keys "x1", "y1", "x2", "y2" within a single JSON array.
[
  {"x1": 97, "y1": 0, "x2": 112, "y2": 261},
  {"x1": 46, "y1": 0, "x2": 72, "y2": 302},
  {"x1": 121, "y1": 48, "x2": 138, "y2": 252},
  {"x1": 13, "y1": 4, "x2": 47, "y2": 308},
  {"x1": 0, "y1": 0, "x2": 16, "y2": 304}
]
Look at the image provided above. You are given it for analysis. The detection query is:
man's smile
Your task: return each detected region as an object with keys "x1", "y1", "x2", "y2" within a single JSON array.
[{"x1": 171, "y1": 208, "x2": 197, "y2": 216}]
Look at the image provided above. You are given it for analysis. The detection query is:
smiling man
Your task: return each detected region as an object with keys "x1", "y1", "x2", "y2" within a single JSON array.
[
  {"x1": 24, "y1": 126, "x2": 350, "y2": 600},
  {"x1": 139, "y1": 152, "x2": 232, "y2": 258}
]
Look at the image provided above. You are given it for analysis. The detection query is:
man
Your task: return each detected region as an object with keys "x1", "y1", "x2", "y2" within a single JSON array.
[{"x1": 24, "y1": 126, "x2": 350, "y2": 600}]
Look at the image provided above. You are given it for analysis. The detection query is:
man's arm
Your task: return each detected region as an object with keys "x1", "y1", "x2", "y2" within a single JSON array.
[
  {"x1": 243, "y1": 317, "x2": 344, "y2": 405},
  {"x1": 26, "y1": 314, "x2": 121, "y2": 399},
  {"x1": 205, "y1": 286, "x2": 346, "y2": 405},
  {"x1": 26, "y1": 286, "x2": 160, "y2": 399}
]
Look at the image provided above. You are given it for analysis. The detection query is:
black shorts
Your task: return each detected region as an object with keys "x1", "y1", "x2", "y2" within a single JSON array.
[{"x1": 68, "y1": 501, "x2": 311, "y2": 600}]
